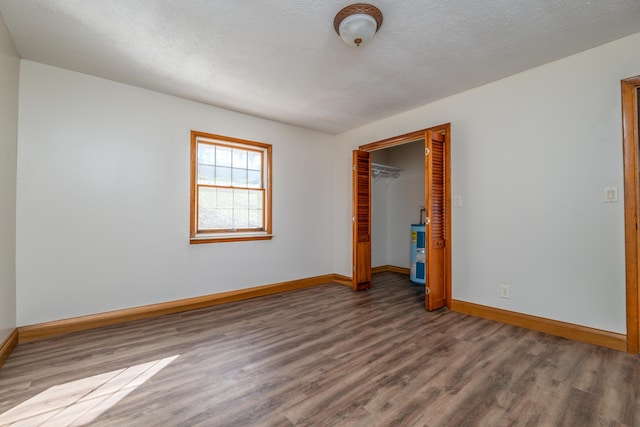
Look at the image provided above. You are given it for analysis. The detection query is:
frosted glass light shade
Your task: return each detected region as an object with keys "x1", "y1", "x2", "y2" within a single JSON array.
[
  {"x1": 339, "y1": 13, "x2": 377, "y2": 47},
  {"x1": 334, "y1": 4, "x2": 383, "y2": 48}
]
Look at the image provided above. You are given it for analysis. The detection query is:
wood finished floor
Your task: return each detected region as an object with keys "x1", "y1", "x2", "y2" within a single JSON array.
[{"x1": 1, "y1": 272, "x2": 640, "y2": 426}]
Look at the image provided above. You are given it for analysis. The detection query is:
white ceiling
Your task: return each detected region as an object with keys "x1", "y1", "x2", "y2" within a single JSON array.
[{"x1": 1, "y1": 1, "x2": 640, "y2": 135}]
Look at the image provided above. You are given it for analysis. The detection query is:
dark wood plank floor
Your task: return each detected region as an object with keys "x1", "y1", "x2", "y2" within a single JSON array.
[{"x1": 1, "y1": 272, "x2": 640, "y2": 426}]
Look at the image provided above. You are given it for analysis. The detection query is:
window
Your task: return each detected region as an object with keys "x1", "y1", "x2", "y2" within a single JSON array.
[{"x1": 190, "y1": 131, "x2": 272, "y2": 243}]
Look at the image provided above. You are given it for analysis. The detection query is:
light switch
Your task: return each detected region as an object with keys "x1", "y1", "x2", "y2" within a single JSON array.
[
  {"x1": 604, "y1": 186, "x2": 618, "y2": 203},
  {"x1": 453, "y1": 195, "x2": 462, "y2": 208}
]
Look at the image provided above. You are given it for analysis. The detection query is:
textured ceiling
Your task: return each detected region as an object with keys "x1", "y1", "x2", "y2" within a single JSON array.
[{"x1": 1, "y1": 1, "x2": 640, "y2": 134}]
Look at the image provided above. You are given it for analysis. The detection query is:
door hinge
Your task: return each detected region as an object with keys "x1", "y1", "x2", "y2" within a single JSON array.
[
  {"x1": 352, "y1": 164, "x2": 356, "y2": 171},
  {"x1": 352, "y1": 216, "x2": 356, "y2": 222},
  {"x1": 425, "y1": 286, "x2": 431, "y2": 294},
  {"x1": 353, "y1": 266, "x2": 356, "y2": 272},
  {"x1": 425, "y1": 148, "x2": 430, "y2": 156}
]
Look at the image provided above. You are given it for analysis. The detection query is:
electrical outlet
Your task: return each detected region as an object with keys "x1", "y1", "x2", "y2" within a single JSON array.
[{"x1": 499, "y1": 283, "x2": 510, "y2": 299}]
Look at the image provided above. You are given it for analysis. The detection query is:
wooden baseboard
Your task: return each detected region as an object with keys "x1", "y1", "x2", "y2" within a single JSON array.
[
  {"x1": 451, "y1": 300, "x2": 627, "y2": 352},
  {"x1": 371, "y1": 265, "x2": 410, "y2": 275},
  {"x1": 0, "y1": 329, "x2": 18, "y2": 369},
  {"x1": 18, "y1": 274, "x2": 347, "y2": 343},
  {"x1": 332, "y1": 274, "x2": 352, "y2": 286}
]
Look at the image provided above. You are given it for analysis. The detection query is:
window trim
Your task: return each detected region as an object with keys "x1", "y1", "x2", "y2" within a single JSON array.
[{"x1": 190, "y1": 130, "x2": 272, "y2": 244}]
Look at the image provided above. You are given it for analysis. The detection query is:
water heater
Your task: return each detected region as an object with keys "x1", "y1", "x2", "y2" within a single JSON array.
[{"x1": 410, "y1": 224, "x2": 426, "y2": 285}]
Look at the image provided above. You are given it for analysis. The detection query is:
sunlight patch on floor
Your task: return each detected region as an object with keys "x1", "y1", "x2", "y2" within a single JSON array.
[{"x1": 0, "y1": 355, "x2": 178, "y2": 426}]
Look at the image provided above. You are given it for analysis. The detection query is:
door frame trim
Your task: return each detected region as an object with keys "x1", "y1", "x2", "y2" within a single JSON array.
[
  {"x1": 622, "y1": 76, "x2": 640, "y2": 353},
  {"x1": 355, "y1": 124, "x2": 452, "y2": 309}
]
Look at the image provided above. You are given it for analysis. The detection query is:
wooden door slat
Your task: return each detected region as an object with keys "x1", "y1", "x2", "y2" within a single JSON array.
[
  {"x1": 352, "y1": 150, "x2": 372, "y2": 290},
  {"x1": 426, "y1": 130, "x2": 449, "y2": 310}
]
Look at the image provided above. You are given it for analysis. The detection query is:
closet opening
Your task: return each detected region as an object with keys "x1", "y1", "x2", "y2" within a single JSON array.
[{"x1": 351, "y1": 124, "x2": 451, "y2": 311}]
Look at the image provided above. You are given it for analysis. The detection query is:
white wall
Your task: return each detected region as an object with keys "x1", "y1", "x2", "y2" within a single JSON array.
[
  {"x1": 0, "y1": 15, "x2": 19, "y2": 343},
  {"x1": 334, "y1": 32, "x2": 640, "y2": 334},
  {"x1": 16, "y1": 61, "x2": 335, "y2": 326}
]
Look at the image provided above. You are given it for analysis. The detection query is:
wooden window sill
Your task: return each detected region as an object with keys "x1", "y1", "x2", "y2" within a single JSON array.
[{"x1": 190, "y1": 234, "x2": 274, "y2": 244}]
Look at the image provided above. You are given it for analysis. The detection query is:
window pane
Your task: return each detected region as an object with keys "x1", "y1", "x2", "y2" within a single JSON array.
[
  {"x1": 247, "y1": 151, "x2": 262, "y2": 171},
  {"x1": 216, "y1": 166, "x2": 231, "y2": 186},
  {"x1": 217, "y1": 188, "x2": 233, "y2": 208},
  {"x1": 232, "y1": 168, "x2": 248, "y2": 187},
  {"x1": 199, "y1": 188, "x2": 232, "y2": 230},
  {"x1": 197, "y1": 187, "x2": 264, "y2": 231},
  {"x1": 216, "y1": 209, "x2": 233, "y2": 229},
  {"x1": 198, "y1": 164, "x2": 215, "y2": 184},
  {"x1": 247, "y1": 170, "x2": 261, "y2": 188},
  {"x1": 216, "y1": 146, "x2": 232, "y2": 167},
  {"x1": 234, "y1": 190, "x2": 249, "y2": 209},
  {"x1": 198, "y1": 186, "x2": 217, "y2": 229},
  {"x1": 198, "y1": 143, "x2": 215, "y2": 165},
  {"x1": 233, "y1": 209, "x2": 249, "y2": 229},
  {"x1": 249, "y1": 209, "x2": 263, "y2": 228},
  {"x1": 232, "y1": 149, "x2": 247, "y2": 168},
  {"x1": 248, "y1": 190, "x2": 263, "y2": 209}
]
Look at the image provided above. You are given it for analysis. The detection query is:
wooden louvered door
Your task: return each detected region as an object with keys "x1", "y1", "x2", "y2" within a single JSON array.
[
  {"x1": 425, "y1": 128, "x2": 448, "y2": 310},
  {"x1": 352, "y1": 150, "x2": 372, "y2": 290}
]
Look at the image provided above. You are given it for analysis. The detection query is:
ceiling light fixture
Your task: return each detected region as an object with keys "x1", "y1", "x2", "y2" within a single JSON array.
[{"x1": 334, "y1": 3, "x2": 383, "y2": 47}]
